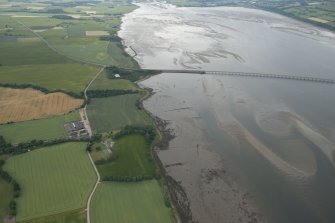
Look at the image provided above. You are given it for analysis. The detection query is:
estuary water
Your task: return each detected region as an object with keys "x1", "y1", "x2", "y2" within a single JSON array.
[{"x1": 119, "y1": 3, "x2": 335, "y2": 223}]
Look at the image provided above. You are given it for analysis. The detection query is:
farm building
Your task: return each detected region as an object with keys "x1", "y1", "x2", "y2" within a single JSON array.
[{"x1": 64, "y1": 121, "x2": 89, "y2": 140}]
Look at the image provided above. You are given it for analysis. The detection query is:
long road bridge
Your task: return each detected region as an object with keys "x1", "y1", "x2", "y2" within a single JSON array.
[{"x1": 148, "y1": 69, "x2": 335, "y2": 84}]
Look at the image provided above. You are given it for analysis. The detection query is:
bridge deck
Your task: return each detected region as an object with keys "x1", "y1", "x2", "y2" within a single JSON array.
[{"x1": 153, "y1": 69, "x2": 335, "y2": 84}]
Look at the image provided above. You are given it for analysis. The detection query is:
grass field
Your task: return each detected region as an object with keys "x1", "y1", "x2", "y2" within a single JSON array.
[
  {"x1": 0, "y1": 87, "x2": 83, "y2": 124},
  {"x1": 87, "y1": 94, "x2": 149, "y2": 133},
  {"x1": 96, "y1": 135, "x2": 156, "y2": 179},
  {"x1": 2, "y1": 12, "x2": 138, "y2": 68},
  {"x1": 0, "y1": 41, "x2": 70, "y2": 66},
  {"x1": 0, "y1": 64, "x2": 98, "y2": 94},
  {"x1": 22, "y1": 209, "x2": 86, "y2": 223},
  {"x1": 0, "y1": 178, "x2": 13, "y2": 221},
  {"x1": 90, "y1": 181, "x2": 173, "y2": 223},
  {"x1": 3, "y1": 142, "x2": 96, "y2": 221},
  {"x1": 0, "y1": 111, "x2": 80, "y2": 143},
  {"x1": 89, "y1": 72, "x2": 138, "y2": 90},
  {"x1": 55, "y1": 40, "x2": 138, "y2": 67}
]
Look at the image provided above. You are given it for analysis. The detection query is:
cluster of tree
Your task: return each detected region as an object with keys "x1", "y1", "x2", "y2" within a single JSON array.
[
  {"x1": 48, "y1": 1, "x2": 99, "y2": 7},
  {"x1": 113, "y1": 125, "x2": 156, "y2": 144},
  {"x1": 106, "y1": 66, "x2": 161, "y2": 82},
  {"x1": 51, "y1": 15, "x2": 74, "y2": 20},
  {"x1": 40, "y1": 8, "x2": 65, "y2": 14},
  {"x1": 86, "y1": 89, "x2": 138, "y2": 99},
  {"x1": 0, "y1": 83, "x2": 83, "y2": 99},
  {"x1": 102, "y1": 175, "x2": 153, "y2": 182},
  {"x1": 94, "y1": 155, "x2": 115, "y2": 165},
  {"x1": 0, "y1": 160, "x2": 20, "y2": 216},
  {"x1": 0, "y1": 136, "x2": 10, "y2": 149},
  {"x1": 0, "y1": 137, "x2": 88, "y2": 155},
  {"x1": 86, "y1": 134, "x2": 102, "y2": 153},
  {"x1": 99, "y1": 35, "x2": 121, "y2": 42}
]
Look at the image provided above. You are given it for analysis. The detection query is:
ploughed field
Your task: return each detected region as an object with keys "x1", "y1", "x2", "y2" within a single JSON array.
[
  {"x1": 3, "y1": 142, "x2": 96, "y2": 222},
  {"x1": 0, "y1": 87, "x2": 83, "y2": 124}
]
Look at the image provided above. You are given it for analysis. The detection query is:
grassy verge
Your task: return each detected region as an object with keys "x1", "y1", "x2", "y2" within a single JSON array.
[
  {"x1": 0, "y1": 111, "x2": 80, "y2": 144},
  {"x1": 90, "y1": 181, "x2": 173, "y2": 223},
  {"x1": 3, "y1": 142, "x2": 96, "y2": 222}
]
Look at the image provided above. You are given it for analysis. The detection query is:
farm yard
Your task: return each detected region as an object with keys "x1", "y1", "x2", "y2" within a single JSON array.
[
  {"x1": 0, "y1": 87, "x2": 83, "y2": 124},
  {"x1": 87, "y1": 94, "x2": 150, "y2": 133},
  {"x1": 0, "y1": 111, "x2": 80, "y2": 143},
  {"x1": 90, "y1": 181, "x2": 173, "y2": 223},
  {"x1": 95, "y1": 134, "x2": 156, "y2": 179},
  {"x1": 3, "y1": 142, "x2": 96, "y2": 222}
]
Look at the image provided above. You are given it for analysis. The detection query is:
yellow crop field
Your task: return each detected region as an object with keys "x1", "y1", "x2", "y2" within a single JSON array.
[{"x1": 0, "y1": 87, "x2": 83, "y2": 124}]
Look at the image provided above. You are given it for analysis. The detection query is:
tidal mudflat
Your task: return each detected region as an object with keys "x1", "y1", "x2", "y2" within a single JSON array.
[{"x1": 121, "y1": 3, "x2": 335, "y2": 223}]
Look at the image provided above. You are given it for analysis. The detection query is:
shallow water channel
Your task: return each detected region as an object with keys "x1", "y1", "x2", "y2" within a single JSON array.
[{"x1": 120, "y1": 3, "x2": 335, "y2": 223}]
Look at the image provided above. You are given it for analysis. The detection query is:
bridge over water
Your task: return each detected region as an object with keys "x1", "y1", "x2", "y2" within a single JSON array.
[{"x1": 149, "y1": 69, "x2": 335, "y2": 84}]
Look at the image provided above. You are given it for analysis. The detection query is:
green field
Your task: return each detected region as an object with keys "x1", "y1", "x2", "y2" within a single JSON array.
[
  {"x1": 0, "y1": 64, "x2": 98, "y2": 93},
  {"x1": 0, "y1": 111, "x2": 80, "y2": 143},
  {"x1": 0, "y1": 11, "x2": 139, "y2": 67},
  {"x1": 3, "y1": 142, "x2": 96, "y2": 222},
  {"x1": 22, "y1": 210, "x2": 86, "y2": 223},
  {"x1": 0, "y1": 178, "x2": 13, "y2": 221},
  {"x1": 0, "y1": 40, "x2": 71, "y2": 66},
  {"x1": 55, "y1": 40, "x2": 138, "y2": 68},
  {"x1": 87, "y1": 94, "x2": 149, "y2": 133},
  {"x1": 96, "y1": 134, "x2": 156, "y2": 179},
  {"x1": 89, "y1": 72, "x2": 138, "y2": 90},
  {"x1": 90, "y1": 181, "x2": 173, "y2": 223}
]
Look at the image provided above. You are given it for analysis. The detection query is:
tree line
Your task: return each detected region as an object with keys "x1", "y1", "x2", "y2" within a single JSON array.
[
  {"x1": 113, "y1": 125, "x2": 156, "y2": 145},
  {"x1": 86, "y1": 89, "x2": 138, "y2": 99},
  {"x1": 0, "y1": 137, "x2": 89, "y2": 155},
  {"x1": 0, "y1": 83, "x2": 83, "y2": 99},
  {"x1": 0, "y1": 160, "x2": 20, "y2": 216},
  {"x1": 102, "y1": 175, "x2": 154, "y2": 182}
]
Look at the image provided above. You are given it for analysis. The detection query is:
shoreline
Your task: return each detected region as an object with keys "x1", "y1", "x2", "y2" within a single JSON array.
[{"x1": 136, "y1": 82, "x2": 191, "y2": 223}]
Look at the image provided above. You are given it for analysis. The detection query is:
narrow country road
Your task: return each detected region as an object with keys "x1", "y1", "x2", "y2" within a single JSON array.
[{"x1": 84, "y1": 66, "x2": 105, "y2": 223}]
